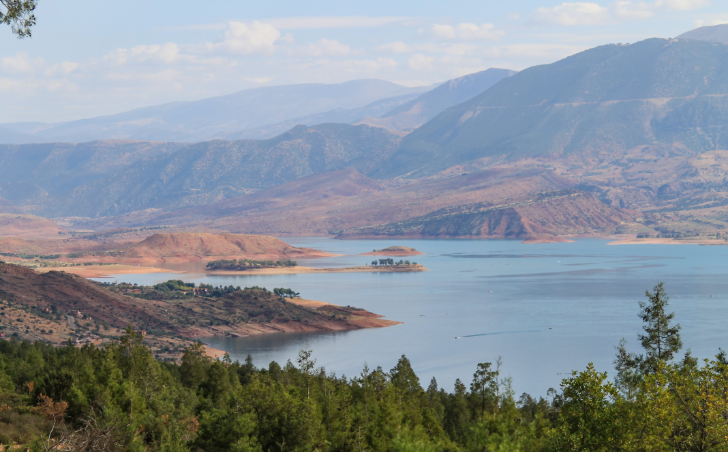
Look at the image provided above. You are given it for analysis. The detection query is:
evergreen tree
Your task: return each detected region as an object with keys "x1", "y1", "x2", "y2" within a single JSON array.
[
  {"x1": 614, "y1": 282, "x2": 682, "y2": 396},
  {"x1": 470, "y1": 361, "x2": 498, "y2": 414}
]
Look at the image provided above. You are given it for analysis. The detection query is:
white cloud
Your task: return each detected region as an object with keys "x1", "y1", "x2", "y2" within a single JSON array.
[
  {"x1": 484, "y1": 43, "x2": 587, "y2": 59},
  {"x1": 655, "y1": 0, "x2": 710, "y2": 10},
  {"x1": 351, "y1": 57, "x2": 397, "y2": 71},
  {"x1": 203, "y1": 21, "x2": 281, "y2": 55},
  {"x1": 45, "y1": 61, "x2": 80, "y2": 77},
  {"x1": 530, "y1": 0, "x2": 709, "y2": 26},
  {"x1": 408, "y1": 54, "x2": 435, "y2": 71},
  {"x1": 694, "y1": 18, "x2": 728, "y2": 27},
  {"x1": 376, "y1": 41, "x2": 415, "y2": 54},
  {"x1": 267, "y1": 16, "x2": 411, "y2": 29},
  {"x1": 1, "y1": 52, "x2": 45, "y2": 73},
  {"x1": 414, "y1": 43, "x2": 479, "y2": 55},
  {"x1": 245, "y1": 77, "x2": 273, "y2": 84},
  {"x1": 301, "y1": 38, "x2": 351, "y2": 57},
  {"x1": 530, "y1": 3, "x2": 611, "y2": 26},
  {"x1": 419, "y1": 23, "x2": 504, "y2": 41},
  {"x1": 104, "y1": 43, "x2": 183, "y2": 65}
]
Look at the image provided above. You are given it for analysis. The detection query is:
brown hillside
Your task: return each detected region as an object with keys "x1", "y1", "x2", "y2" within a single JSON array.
[
  {"x1": 0, "y1": 214, "x2": 65, "y2": 239},
  {"x1": 0, "y1": 263, "x2": 398, "y2": 357},
  {"x1": 117, "y1": 166, "x2": 606, "y2": 239},
  {"x1": 339, "y1": 191, "x2": 635, "y2": 239},
  {"x1": 121, "y1": 232, "x2": 334, "y2": 263},
  {"x1": 0, "y1": 197, "x2": 21, "y2": 214},
  {"x1": 0, "y1": 237, "x2": 50, "y2": 255}
]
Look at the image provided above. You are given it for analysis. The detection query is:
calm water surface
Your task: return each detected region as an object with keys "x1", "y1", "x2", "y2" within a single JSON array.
[{"x1": 97, "y1": 238, "x2": 728, "y2": 397}]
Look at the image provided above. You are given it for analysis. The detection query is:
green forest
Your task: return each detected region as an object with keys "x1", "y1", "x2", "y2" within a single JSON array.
[{"x1": 1, "y1": 283, "x2": 727, "y2": 451}]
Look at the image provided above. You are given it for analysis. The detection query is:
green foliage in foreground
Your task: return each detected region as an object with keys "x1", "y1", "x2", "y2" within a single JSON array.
[{"x1": 0, "y1": 283, "x2": 727, "y2": 451}]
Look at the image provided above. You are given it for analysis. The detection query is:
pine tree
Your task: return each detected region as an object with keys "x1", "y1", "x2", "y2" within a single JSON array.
[
  {"x1": 638, "y1": 282, "x2": 682, "y2": 369},
  {"x1": 614, "y1": 282, "x2": 682, "y2": 397}
]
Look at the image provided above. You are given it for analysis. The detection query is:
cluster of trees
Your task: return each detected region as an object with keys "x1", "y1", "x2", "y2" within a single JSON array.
[
  {"x1": 273, "y1": 288, "x2": 300, "y2": 298},
  {"x1": 153, "y1": 280, "x2": 196, "y2": 292},
  {"x1": 0, "y1": 253, "x2": 61, "y2": 260},
  {"x1": 206, "y1": 259, "x2": 298, "y2": 270},
  {"x1": 371, "y1": 258, "x2": 416, "y2": 266},
  {"x1": 0, "y1": 283, "x2": 725, "y2": 451}
]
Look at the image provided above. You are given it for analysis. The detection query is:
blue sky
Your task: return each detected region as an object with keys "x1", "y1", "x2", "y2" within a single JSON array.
[{"x1": 1, "y1": 0, "x2": 726, "y2": 123}]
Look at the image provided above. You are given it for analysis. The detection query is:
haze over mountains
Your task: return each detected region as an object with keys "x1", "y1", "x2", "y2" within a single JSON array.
[
  {"x1": 0, "y1": 80, "x2": 431, "y2": 144},
  {"x1": 356, "y1": 68, "x2": 516, "y2": 132},
  {"x1": 678, "y1": 23, "x2": 728, "y2": 44},
  {"x1": 3, "y1": 27, "x2": 728, "y2": 241},
  {"x1": 0, "y1": 124, "x2": 401, "y2": 217},
  {"x1": 383, "y1": 38, "x2": 728, "y2": 178}
]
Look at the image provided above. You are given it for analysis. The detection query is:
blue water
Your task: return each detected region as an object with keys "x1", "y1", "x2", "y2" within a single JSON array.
[{"x1": 96, "y1": 238, "x2": 728, "y2": 397}]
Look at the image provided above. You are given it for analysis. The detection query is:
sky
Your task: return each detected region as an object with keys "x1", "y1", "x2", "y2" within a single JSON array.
[{"x1": 1, "y1": 0, "x2": 727, "y2": 123}]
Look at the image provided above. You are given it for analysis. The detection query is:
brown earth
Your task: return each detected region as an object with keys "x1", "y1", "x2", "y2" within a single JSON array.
[
  {"x1": 608, "y1": 236, "x2": 728, "y2": 245},
  {"x1": 361, "y1": 246, "x2": 424, "y2": 256},
  {"x1": 15, "y1": 141, "x2": 728, "y2": 242},
  {"x1": 0, "y1": 262, "x2": 399, "y2": 358},
  {"x1": 35, "y1": 264, "x2": 180, "y2": 278},
  {"x1": 0, "y1": 232, "x2": 336, "y2": 268},
  {"x1": 115, "y1": 232, "x2": 335, "y2": 264},
  {"x1": 0, "y1": 197, "x2": 21, "y2": 214},
  {"x1": 83, "y1": 166, "x2": 634, "y2": 241},
  {"x1": 0, "y1": 214, "x2": 66, "y2": 239}
]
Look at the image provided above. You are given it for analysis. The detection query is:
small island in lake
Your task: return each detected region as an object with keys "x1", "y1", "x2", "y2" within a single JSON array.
[
  {"x1": 362, "y1": 246, "x2": 425, "y2": 256},
  {"x1": 206, "y1": 258, "x2": 298, "y2": 270}
]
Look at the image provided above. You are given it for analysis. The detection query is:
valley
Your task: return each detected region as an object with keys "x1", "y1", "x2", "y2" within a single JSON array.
[{"x1": 4, "y1": 38, "x2": 728, "y2": 243}]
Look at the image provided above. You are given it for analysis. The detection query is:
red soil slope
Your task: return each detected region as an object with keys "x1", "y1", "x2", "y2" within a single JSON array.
[
  {"x1": 0, "y1": 214, "x2": 65, "y2": 239},
  {"x1": 120, "y1": 232, "x2": 334, "y2": 264}
]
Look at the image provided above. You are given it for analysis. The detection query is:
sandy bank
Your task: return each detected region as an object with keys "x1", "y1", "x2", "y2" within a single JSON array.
[
  {"x1": 608, "y1": 237, "x2": 728, "y2": 246},
  {"x1": 203, "y1": 345, "x2": 228, "y2": 360},
  {"x1": 521, "y1": 236, "x2": 575, "y2": 244},
  {"x1": 36, "y1": 264, "x2": 181, "y2": 278},
  {"x1": 205, "y1": 264, "x2": 428, "y2": 275},
  {"x1": 191, "y1": 296, "x2": 401, "y2": 341}
]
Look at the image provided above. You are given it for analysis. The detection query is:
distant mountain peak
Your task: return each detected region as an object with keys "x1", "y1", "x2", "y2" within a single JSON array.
[
  {"x1": 356, "y1": 68, "x2": 515, "y2": 132},
  {"x1": 677, "y1": 24, "x2": 728, "y2": 44}
]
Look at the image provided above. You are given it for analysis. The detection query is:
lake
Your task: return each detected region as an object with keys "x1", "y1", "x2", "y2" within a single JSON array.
[{"x1": 97, "y1": 238, "x2": 728, "y2": 398}]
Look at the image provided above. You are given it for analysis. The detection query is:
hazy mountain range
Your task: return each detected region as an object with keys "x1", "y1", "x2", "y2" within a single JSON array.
[
  {"x1": 0, "y1": 80, "x2": 430, "y2": 144},
  {"x1": 3, "y1": 25, "x2": 728, "y2": 240},
  {"x1": 678, "y1": 23, "x2": 728, "y2": 43},
  {"x1": 381, "y1": 37, "x2": 728, "y2": 178}
]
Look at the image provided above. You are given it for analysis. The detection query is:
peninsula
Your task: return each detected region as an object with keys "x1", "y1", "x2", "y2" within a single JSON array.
[{"x1": 0, "y1": 262, "x2": 400, "y2": 360}]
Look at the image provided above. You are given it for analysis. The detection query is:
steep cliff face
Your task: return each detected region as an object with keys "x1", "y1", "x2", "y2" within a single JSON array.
[{"x1": 338, "y1": 191, "x2": 635, "y2": 239}]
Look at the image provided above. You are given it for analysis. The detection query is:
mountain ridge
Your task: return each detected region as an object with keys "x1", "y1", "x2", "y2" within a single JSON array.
[
  {"x1": 376, "y1": 38, "x2": 728, "y2": 179},
  {"x1": 357, "y1": 68, "x2": 516, "y2": 131},
  {"x1": 0, "y1": 79, "x2": 431, "y2": 144}
]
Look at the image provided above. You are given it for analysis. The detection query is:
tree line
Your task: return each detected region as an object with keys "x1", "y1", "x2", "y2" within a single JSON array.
[
  {"x1": 273, "y1": 288, "x2": 300, "y2": 298},
  {"x1": 206, "y1": 259, "x2": 298, "y2": 270},
  {"x1": 0, "y1": 283, "x2": 726, "y2": 451},
  {"x1": 371, "y1": 258, "x2": 416, "y2": 266}
]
